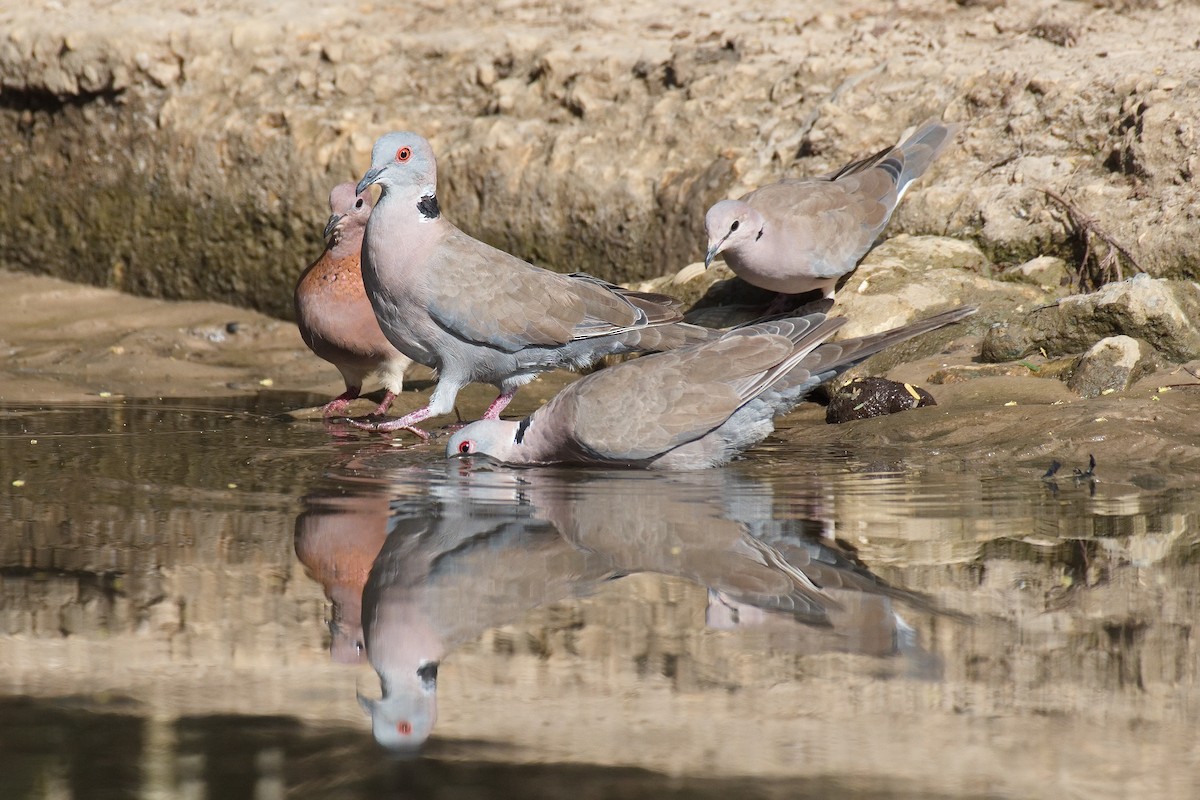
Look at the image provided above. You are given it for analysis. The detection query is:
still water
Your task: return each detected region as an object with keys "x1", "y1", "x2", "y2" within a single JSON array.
[{"x1": 1, "y1": 396, "x2": 1197, "y2": 799}]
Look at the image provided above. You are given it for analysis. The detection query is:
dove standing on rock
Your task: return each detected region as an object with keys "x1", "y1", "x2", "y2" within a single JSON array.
[
  {"x1": 354, "y1": 132, "x2": 714, "y2": 437},
  {"x1": 448, "y1": 306, "x2": 975, "y2": 469},
  {"x1": 294, "y1": 183, "x2": 412, "y2": 418},
  {"x1": 704, "y1": 119, "x2": 959, "y2": 300}
]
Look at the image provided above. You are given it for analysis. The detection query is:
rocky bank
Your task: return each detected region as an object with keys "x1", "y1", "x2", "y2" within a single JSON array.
[{"x1": 1, "y1": 0, "x2": 1198, "y2": 320}]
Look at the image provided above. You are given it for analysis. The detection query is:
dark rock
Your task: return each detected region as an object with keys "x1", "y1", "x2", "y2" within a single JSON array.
[{"x1": 825, "y1": 377, "x2": 936, "y2": 425}]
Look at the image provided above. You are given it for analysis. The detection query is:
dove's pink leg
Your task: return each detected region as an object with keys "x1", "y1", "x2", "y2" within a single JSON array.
[
  {"x1": 348, "y1": 406, "x2": 431, "y2": 439},
  {"x1": 482, "y1": 391, "x2": 515, "y2": 420},
  {"x1": 369, "y1": 391, "x2": 397, "y2": 417},
  {"x1": 322, "y1": 387, "x2": 361, "y2": 417}
]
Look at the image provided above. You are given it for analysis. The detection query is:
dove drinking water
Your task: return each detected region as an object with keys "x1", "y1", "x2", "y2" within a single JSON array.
[{"x1": 448, "y1": 306, "x2": 975, "y2": 469}]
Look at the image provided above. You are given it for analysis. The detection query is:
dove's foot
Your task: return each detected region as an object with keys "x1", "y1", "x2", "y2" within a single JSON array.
[
  {"x1": 347, "y1": 405, "x2": 432, "y2": 440},
  {"x1": 368, "y1": 390, "x2": 397, "y2": 418},
  {"x1": 321, "y1": 387, "x2": 361, "y2": 418}
]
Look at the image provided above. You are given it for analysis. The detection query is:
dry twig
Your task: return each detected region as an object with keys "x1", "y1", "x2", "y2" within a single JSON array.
[{"x1": 1040, "y1": 187, "x2": 1144, "y2": 292}]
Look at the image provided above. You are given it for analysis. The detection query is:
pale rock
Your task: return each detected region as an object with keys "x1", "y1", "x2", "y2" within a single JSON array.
[{"x1": 1066, "y1": 335, "x2": 1158, "y2": 398}]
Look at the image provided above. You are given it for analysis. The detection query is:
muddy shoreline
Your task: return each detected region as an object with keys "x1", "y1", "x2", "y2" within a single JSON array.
[{"x1": 5, "y1": 267, "x2": 1198, "y2": 482}]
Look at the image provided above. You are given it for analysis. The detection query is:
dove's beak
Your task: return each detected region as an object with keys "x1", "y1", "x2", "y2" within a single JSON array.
[
  {"x1": 704, "y1": 237, "x2": 726, "y2": 269},
  {"x1": 356, "y1": 165, "x2": 385, "y2": 195},
  {"x1": 322, "y1": 213, "x2": 343, "y2": 241}
]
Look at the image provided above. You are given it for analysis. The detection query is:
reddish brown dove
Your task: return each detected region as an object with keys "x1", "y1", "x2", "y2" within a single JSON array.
[{"x1": 294, "y1": 182, "x2": 412, "y2": 418}]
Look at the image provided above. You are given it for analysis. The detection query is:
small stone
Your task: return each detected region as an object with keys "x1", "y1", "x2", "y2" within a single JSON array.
[
  {"x1": 1066, "y1": 335, "x2": 1159, "y2": 398},
  {"x1": 981, "y1": 321, "x2": 1035, "y2": 363}
]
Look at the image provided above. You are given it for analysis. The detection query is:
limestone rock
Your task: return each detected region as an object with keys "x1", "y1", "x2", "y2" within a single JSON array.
[
  {"x1": 4, "y1": 1, "x2": 1200, "y2": 318},
  {"x1": 1005, "y1": 256, "x2": 1074, "y2": 297},
  {"x1": 1066, "y1": 336, "x2": 1159, "y2": 398},
  {"x1": 981, "y1": 275, "x2": 1200, "y2": 363}
]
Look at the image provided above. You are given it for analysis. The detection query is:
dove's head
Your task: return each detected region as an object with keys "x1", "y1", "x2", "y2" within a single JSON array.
[
  {"x1": 357, "y1": 132, "x2": 439, "y2": 204},
  {"x1": 358, "y1": 660, "x2": 439, "y2": 753},
  {"x1": 447, "y1": 419, "x2": 524, "y2": 464},
  {"x1": 323, "y1": 182, "x2": 374, "y2": 242},
  {"x1": 704, "y1": 199, "x2": 764, "y2": 268}
]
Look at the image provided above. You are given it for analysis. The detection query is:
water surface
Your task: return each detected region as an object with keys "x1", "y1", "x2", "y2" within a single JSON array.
[{"x1": 2, "y1": 396, "x2": 1197, "y2": 799}]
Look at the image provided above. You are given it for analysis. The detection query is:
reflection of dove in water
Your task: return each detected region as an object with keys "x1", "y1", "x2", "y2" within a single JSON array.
[
  {"x1": 356, "y1": 464, "x2": 961, "y2": 750},
  {"x1": 293, "y1": 489, "x2": 391, "y2": 664},
  {"x1": 529, "y1": 469, "x2": 946, "y2": 652},
  {"x1": 356, "y1": 468, "x2": 617, "y2": 751}
]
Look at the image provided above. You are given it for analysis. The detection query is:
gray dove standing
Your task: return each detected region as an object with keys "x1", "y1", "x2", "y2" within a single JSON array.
[
  {"x1": 354, "y1": 132, "x2": 713, "y2": 436},
  {"x1": 447, "y1": 306, "x2": 975, "y2": 469},
  {"x1": 704, "y1": 119, "x2": 959, "y2": 299},
  {"x1": 294, "y1": 182, "x2": 412, "y2": 418}
]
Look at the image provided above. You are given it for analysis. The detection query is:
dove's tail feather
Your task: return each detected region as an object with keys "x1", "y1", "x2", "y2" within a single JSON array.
[
  {"x1": 776, "y1": 305, "x2": 976, "y2": 403},
  {"x1": 829, "y1": 118, "x2": 959, "y2": 199},
  {"x1": 892, "y1": 119, "x2": 960, "y2": 194}
]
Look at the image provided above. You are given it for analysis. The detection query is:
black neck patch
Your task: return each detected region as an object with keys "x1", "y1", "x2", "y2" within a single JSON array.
[
  {"x1": 417, "y1": 194, "x2": 440, "y2": 219},
  {"x1": 514, "y1": 416, "x2": 531, "y2": 444}
]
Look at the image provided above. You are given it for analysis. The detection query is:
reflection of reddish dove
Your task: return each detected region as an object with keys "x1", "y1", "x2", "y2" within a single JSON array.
[
  {"x1": 449, "y1": 306, "x2": 974, "y2": 469},
  {"x1": 294, "y1": 182, "x2": 411, "y2": 417},
  {"x1": 705, "y1": 119, "x2": 958, "y2": 299},
  {"x1": 352, "y1": 132, "x2": 714, "y2": 437},
  {"x1": 293, "y1": 491, "x2": 390, "y2": 664}
]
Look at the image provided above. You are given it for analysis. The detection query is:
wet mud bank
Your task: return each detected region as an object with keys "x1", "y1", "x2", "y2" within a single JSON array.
[{"x1": 5, "y1": 267, "x2": 1200, "y2": 480}]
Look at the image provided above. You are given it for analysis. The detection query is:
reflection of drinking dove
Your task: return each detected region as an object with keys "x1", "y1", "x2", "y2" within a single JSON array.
[
  {"x1": 356, "y1": 468, "x2": 614, "y2": 752},
  {"x1": 353, "y1": 132, "x2": 715, "y2": 436},
  {"x1": 705, "y1": 119, "x2": 959, "y2": 299},
  {"x1": 294, "y1": 183, "x2": 411, "y2": 417},
  {"x1": 449, "y1": 307, "x2": 975, "y2": 469}
]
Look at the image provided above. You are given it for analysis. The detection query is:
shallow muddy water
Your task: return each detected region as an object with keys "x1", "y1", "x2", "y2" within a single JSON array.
[{"x1": 1, "y1": 395, "x2": 1197, "y2": 799}]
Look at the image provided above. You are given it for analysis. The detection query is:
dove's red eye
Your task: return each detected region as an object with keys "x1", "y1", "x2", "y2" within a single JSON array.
[
  {"x1": 397, "y1": 721, "x2": 412, "y2": 735},
  {"x1": 396, "y1": 147, "x2": 412, "y2": 162},
  {"x1": 458, "y1": 440, "x2": 473, "y2": 454}
]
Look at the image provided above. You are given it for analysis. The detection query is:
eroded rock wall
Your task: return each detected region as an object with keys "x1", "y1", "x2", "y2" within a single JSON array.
[{"x1": 1, "y1": 0, "x2": 1197, "y2": 318}]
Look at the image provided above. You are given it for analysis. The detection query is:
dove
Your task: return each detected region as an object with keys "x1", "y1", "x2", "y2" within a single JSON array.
[
  {"x1": 447, "y1": 306, "x2": 975, "y2": 469},
  {"x1": 294, "y1": 183, "x2": 412, "y2": 417},
  {"x1": 704, "y1": 118, "x2": 959, "y2": 299},
  {"x1": 353, "y1": 132, "x2": 713, "y2": 436}
]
